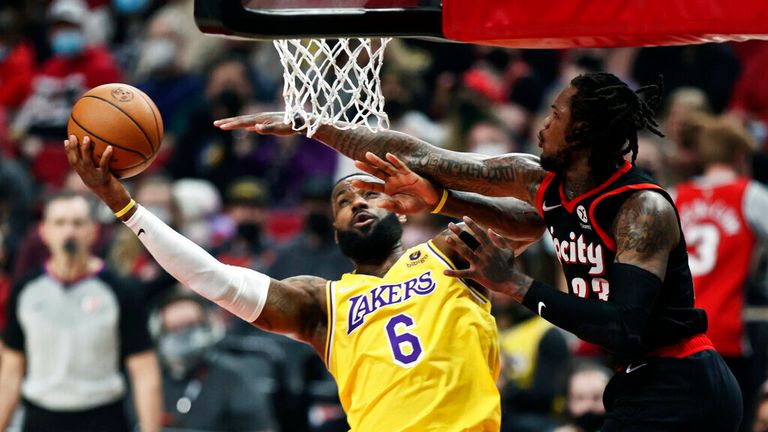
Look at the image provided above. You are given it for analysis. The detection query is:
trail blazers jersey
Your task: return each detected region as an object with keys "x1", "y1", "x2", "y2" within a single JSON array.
[
  {"x1": 536, "y1": 161, "x2": 707, "y2": 361},
  {"x1": 675, "y1": 177, "x2": 756, "y2": 357},
  {"x1": 325, "y1": 241, "x2": 500, "y2": 431}
]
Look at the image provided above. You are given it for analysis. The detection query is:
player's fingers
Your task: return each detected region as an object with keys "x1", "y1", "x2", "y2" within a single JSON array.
[
  {"x1": 78, "y1": 136, "x2": 91, "y2": 163},
  {"x1": 488, "y1": 229, "x2": 514, "y2": 250},
  {"x1": 64, "y1": 139, "x2": 79, "y2": 166},
  {"x1": 98, "y1": 146, "x2": 113, "y2": 173},
  {"x1": 385, "y1": 153, "x2": 412, "y2": 173},
  {"x1": 444, "y1": 268, "x2": 474, "y2": 279},
  {"x1": 462, "y1": 216, "x2": 491, "y2": 244},
  {"x1": 365, "y1": 152, "x2": 398, "y2": 176},
  {"x1": 354, "y1": 160, "x2": 389, "y2": 180},
  {"x1": 377, "y1": 198, "x2": 400, "y2": 212},
  {"x1": 445, "y1": 229, "x2": 475, "y2": 261},
  {"x1": 351, "y1": 179, "x2": 385, "y2": 193},
  {"x1": 214, "y1": 115, "x2": 256, "y2": 129}
]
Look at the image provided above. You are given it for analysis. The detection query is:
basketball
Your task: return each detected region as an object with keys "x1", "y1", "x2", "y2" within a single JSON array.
[{"x1": 67, "y1": 83, "x2": 163, "y2": 179}]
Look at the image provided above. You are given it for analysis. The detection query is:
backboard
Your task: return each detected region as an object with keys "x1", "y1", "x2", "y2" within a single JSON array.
[
  {"x1": 194, "y1": 0, "x2": 443, "y2": 40},
  {"x1": 196, "y1": 0, "x2": 768, "y2": 48}
]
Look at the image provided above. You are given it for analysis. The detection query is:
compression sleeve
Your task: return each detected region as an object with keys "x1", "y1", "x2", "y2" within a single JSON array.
[
  {"x1": 123, "y1": 204, "x2": 269, "y2": 322},
  {"x1": 521, "y1": 263, "x2": 661, "y2": 357}
]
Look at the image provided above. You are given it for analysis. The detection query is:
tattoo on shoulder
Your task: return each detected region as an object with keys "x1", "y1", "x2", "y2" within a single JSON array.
[{"x1": 614, "y1": 191, "x2": 679, "y2": 262}]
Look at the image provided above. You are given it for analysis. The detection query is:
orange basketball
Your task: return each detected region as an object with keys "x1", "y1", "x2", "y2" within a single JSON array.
[{"x1": 68, "y1": 83, "x2": 163, "y2": 179}]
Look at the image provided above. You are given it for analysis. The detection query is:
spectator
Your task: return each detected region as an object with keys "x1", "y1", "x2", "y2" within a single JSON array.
[
  {"x1": 0, "y1": 7, "x2": 35, "y2": 113},
  {"x1": 267, "y1": 176, "x2": 353, "y2": 281},
  {"x1": 12, "y1": 0, "x2": 122, "y2": 186},
  {"x1": 673, "y1": 115, "x2": 768, "y2": 430},
  {"x1": 152, "y1": 291, "x2": 278, "y2": 432},
  {"x1": 754, "y1": 389, "x2": 768, "y2": 432},
  {"x1": 216, "y1": 177, "x2": 275, "y2": 271},
  {"x1": 556, "y1": 361, "x2": 612, "y2": 432},
  {"x1": 499, "y1": 304, "x2": 569, "y2": 432},
  {"x1": 0, "y1": 192, "x2": 162, "y2": 432}
]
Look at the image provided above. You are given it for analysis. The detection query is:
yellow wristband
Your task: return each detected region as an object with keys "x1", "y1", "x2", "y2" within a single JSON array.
[
  {"x1": 114, "y1": 199, "x2": 136, "y2": 218},
  {"x1": 431, "y1": 189, "x2": 449, "y2": 214}
]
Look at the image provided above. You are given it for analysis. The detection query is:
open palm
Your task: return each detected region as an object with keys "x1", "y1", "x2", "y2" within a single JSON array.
[{"x1": 353, "y1": 152, "x2": 441, "y2": 215}]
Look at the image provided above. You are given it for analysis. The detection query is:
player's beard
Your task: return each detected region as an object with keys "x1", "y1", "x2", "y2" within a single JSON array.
[
  {"x1": 337, "y1": 212, "x2": 402, "y2": 264},
  {"x1": 540, "y1": 145, "x2": 576, "y2": 174}
]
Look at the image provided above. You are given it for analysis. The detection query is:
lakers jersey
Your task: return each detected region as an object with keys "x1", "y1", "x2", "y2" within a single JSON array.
[{"x1": 325, "y1": 241, "x2": 501, "y2": 431}]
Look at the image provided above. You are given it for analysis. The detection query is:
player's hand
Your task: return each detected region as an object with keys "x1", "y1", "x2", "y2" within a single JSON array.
[
  {"x1": 352, "y1": 152, "x2": 441, "y2": 215},
  {"x1": 214, "y1": 112, "x2": 295, "y2": 136},
  {"x1": 64, "y1": 134, "x2": 132, "y2": 213},
  {"x1": 443, "y1": 216, "x2": 531, "y2": 301}
]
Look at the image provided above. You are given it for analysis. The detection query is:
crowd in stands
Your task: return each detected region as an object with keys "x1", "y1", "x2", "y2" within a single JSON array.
[{"x1": 1, "y1": 1, "x2": 768, "y2": 431}]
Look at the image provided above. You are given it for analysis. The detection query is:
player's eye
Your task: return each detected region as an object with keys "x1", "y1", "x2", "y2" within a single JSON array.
[
  {"x1": 338, "y1": 199, "x2": 350, "y2": 207},
  {"x1": 365, "y1": 191, "x2": 378, "y2": 198}
]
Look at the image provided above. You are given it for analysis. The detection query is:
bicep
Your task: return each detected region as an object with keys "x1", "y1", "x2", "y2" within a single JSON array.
[
  {"x1": 445, "y1": 192, "x2": 545, "y2": 241},
  {"x1": 612, "y1": 191, "x2": 680, "y2": 279},
  {"x1": 254, "y1": 276, "x2": 328, "y2": 349}
]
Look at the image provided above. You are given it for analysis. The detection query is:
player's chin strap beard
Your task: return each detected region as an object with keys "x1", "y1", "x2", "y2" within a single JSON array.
[{"x1": 337, "y1": 212, "x2": 403, "y2": 264}]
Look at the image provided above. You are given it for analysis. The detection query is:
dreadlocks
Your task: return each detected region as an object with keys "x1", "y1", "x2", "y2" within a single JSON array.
[{"x1": 567, "y1": 72, "x2": 664, "y2": 180}]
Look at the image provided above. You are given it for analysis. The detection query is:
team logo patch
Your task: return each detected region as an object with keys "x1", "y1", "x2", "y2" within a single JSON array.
[
  {"x1": 576, "y1": 205, "x2": 588, "y2": 223},
  {"x1": 111, "y1": 87, "x2": 134, "y2": 102},
  {"x1": 409, "y1": 251, "x2": 421, "y2": 260}
]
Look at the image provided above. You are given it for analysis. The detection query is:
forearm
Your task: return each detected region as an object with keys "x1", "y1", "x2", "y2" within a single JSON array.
[
  {"x1": 440, "y1": 191, "x2": 545, "y2": 241},
  {"x1": 313, "y1": 125, "x2": 534, "y2": 198},
  {"x1": 123, "y1": 205, "x2": 269, "y2": 322},
  {"x1": 129, "y1": 355, "x2": 163, "y2": 432},
  {"x1": 517, "y1": 264, "x2": 662, "y2": 356},
  {"x1": 0, "y1": 356, "x2": 23, "y2": 431}
]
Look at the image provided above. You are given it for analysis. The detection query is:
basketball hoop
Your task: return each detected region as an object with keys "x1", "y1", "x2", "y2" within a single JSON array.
[{"x1": 273, "y1": 38, "x2": 391, "y2": 137}]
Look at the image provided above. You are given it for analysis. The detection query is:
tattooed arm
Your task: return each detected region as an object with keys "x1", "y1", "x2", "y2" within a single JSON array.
[
  {"x1": 215, "y1": 113, "x2": 547, "y2": 205},
  {"x1": 448, "y1": 192, "x2": 681, "y2": 357},
  {"x1": 612, "y1": 190, "x2": 680, "y2": 278},
  {"x1": 257, "y1": 276, "x2": 329, "y2": 354}
]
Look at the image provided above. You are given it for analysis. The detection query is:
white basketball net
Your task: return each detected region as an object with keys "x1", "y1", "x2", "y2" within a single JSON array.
[{"x1": 274, "y1": 38, "x2": 391, "y2": 137}]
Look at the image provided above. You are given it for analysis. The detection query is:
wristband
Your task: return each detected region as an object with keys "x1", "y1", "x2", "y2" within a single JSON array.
[
  {"x1": 431, "y1": 189, "x2": 449, "y2": 214},
  {"x1": 114, "y1": 199, "x2": 136, "y2": 218}
]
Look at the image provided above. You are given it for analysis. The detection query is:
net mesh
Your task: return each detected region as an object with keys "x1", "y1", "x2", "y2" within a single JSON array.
[{"x1": 273, "y1": 38, "x2": 391, "y2": 137}]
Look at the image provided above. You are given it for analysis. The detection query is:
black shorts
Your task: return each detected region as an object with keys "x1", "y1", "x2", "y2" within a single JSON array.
[
  {"x1": 22, "y1": 398, "x2": 130, "y2": 432},
  {"x1": 602, "y1": 349, "x2": 742, "y2": 432}
]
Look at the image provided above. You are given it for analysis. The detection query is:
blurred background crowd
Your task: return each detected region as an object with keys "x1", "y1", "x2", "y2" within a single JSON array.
[{"x1": 1, "y1": 0, "x2": 768, "y2": 431}]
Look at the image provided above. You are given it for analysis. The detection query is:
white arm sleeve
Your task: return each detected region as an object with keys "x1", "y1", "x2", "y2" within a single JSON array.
[
  {"x1": 123, "y1": 205, "x2": 269, "y2": 322},
  {"x1": 744, "y1": 181, "x2": 768, "y2": 240}
]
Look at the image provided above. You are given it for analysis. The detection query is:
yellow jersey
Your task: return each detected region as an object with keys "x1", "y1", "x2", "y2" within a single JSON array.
[{"x1": 325, "y1": 241, "x2": 501, "y2": 431}]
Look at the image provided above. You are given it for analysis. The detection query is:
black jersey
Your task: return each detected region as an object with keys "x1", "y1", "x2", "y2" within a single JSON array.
[{"x1": 535, "y1": 161, "x2": 707, "y2": 356}]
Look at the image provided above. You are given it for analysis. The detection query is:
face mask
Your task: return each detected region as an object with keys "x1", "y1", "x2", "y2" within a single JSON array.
[
  {"x1": 113, "y1": 0, "x2": 150, "y2": 15},
  {"x1": 141, "y1": 38, "x2": 177, "y2": 72},
  {"x1": 0, "y1": 45, "x2": 9, "y2": 62},
  {"x1": 573, "y1": 411, "x2": 606, "y2": 431},
  {"x1": 213, "y1": 89, "x2": 245, "y2": 118},
  {"x1": 158, "y1": 325, "x2": 213, "y2": 379},
  {"x1": 51, "y1": 30, "x2": 85, "y2": 58},
  {"x1": 305, "y1": 212, "x2": 333, "y2": 239}
]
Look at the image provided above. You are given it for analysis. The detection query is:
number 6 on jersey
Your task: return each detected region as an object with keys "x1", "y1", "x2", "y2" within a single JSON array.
[{"x1": 385, "y1": 314, "x2": 423, "y2": 367}]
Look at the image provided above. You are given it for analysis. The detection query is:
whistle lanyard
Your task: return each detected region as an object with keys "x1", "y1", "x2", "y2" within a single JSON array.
[{"x1": 176, "y1": 378, "x2": 202, "y2": 414}]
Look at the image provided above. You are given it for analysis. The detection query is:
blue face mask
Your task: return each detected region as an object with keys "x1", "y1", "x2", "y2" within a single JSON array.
[
  {"x1": 51, "y1": 30, "x2": 85, "y2": 58},
  {"x1": 113, "y1": 0, "x2": 150, "y2": 15}
]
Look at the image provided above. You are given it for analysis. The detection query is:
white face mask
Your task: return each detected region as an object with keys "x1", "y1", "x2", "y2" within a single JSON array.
[
  {"x1": 140, "y1": 38, "x2": 177, "y2": 73},
  {"x1": 472, "y1": 142, "x2": 510, "y2": 156}
]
